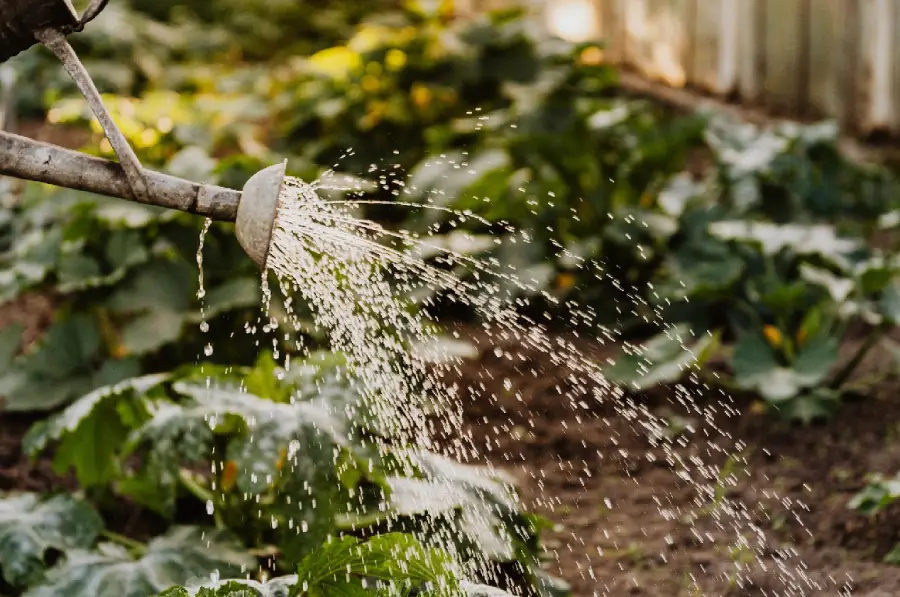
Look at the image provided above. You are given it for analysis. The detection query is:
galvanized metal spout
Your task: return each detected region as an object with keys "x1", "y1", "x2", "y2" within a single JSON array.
[{"x1": 0, "y1": 0, "x2": 288, "y2": 269}]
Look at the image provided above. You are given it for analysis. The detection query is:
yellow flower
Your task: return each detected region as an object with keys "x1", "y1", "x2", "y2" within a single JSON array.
[
  {"x1": 221, "y1": 461, "x2": 238, "y2": 492},
  {"x1": 411, "y1": 84, "x2": 433, "y2": 110},
  {"x1": 762, "y1": 325, "x2": 783, "y2": 348},
  {"x1": 385, "y1": 49, "x2": 407, "y2": 71},
  {"x1": 579, "y1": 46, "x2": 604, "y2": 65},
  {"x1": 275, "y1": 447, "x2": 288, "y2": 471},
  {"x1": 308, "y1": 46, "x2": 362, "y2": 80},
  {"x1": 361, "y1": 74, "x2": 381, "y2": 94},
  {"x1": 796, "y1": 328, "x2": 808, "y2": 346},
  {"x1": 556, "y1": 273, "x2": 576, "y2": 291}
]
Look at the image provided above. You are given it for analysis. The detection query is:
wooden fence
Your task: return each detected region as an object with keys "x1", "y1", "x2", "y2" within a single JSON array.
[{"x1": 459, "y1": 0, "x2": 900, "y2": 138}]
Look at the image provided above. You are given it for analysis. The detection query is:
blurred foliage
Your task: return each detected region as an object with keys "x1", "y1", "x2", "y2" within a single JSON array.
[{"x1": 1, "y1": 0, "x2": 900, "y2": 586}]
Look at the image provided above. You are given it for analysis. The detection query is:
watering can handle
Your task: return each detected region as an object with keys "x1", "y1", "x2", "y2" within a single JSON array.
[{"x1": 34, "y1": 26, "x2": 150, "y2": 204}]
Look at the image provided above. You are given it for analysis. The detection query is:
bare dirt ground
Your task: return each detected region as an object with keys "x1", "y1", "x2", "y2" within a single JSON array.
[{"x1": 448, "y1": 325, "x2": 900, "y2": 597}]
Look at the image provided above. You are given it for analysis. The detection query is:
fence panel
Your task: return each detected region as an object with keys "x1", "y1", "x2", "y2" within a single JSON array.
[{"x1": 471, "y1": 0, "x2": 900, "y2": 137}]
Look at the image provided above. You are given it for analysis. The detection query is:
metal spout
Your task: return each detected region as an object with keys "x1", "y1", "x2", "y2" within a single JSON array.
[
  {"x1": 0, "y1": 0, "x2": 287, "y2": 268},
  {"x1": 0, "y1": 130, "x2": 287, "y2": 268}
]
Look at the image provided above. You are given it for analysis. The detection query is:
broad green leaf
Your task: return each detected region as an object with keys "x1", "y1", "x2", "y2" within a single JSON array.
[
  {"x1": 730, "y1": 331, "x2": 839, "y2": 403},
  {"x1": 120, "y1": 311, "x2": 186, "y2": 356},
  {"x1": 24, "y1": 374, "x2": 169, "y2": 488},
  {"x1": 23, "y1": 527, "x2": 254, "y2": 597},
  {"x1": 295, "y1": 534, "x2": 457, "y2": 596},
  {"x1": 348, "y1": 452, "x2": 526, "y2": 564},
  {"x1": 709, "y1": 221, "x2": 859, "y2": 263},
  {"x1": 0, "y1": 493, "x2": 102, "y2": 587},
  {"x1": 156, "y1": 576, "x2": 295, "y2": 597},
  {"x1": 198, "y1": 278, "x2": 262, "y2": 320},
  {"x1": 849, "y1": 474, "x2": 900, "y2": 517},
  {"x1": 602, "y1": 325, "x2": 719, "y2": 390},
  {"x1": 108, "y1": 259, "x2": 195, "y2": 314},
  {"x1": 775, "y1": 389, "x2": 840, "y2": 424},
  {"x1": 0, "y1": 316, "x2": 139, "y2": 412}
]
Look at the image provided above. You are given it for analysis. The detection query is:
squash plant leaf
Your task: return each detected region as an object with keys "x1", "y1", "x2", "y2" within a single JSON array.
[
  {"x1": 0, "y1": 315, "x2": 139, "y2": 412},
  {"x1": 602, "y1": 324, "x2": 719, "y2": 390},
  {"x1": 23, "y1": 526, "x2": 254, "y2": 597},
  {"x1": 23, "y1": 374, "x2": 169, "y2": 488},
  {"x1": 0, "y1": 493, "x2": 103, "y2": 588},
  {"x1": 345, "y1": 452, "x2": 529, "y2": 565},
  {"x1": 731, "y1": 331, "x2": 839, "y2": 403}
]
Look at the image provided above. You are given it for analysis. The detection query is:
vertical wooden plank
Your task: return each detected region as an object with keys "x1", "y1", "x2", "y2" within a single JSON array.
[
  {"x1": 643, "y1": 0, "x2": 690, "y2": 86},
  {"x1": 621, "y1": 0, "x2": 647, "y2": 73},
  {"x1": 857, "y1": 0, "x2": 894, "y2": 133},
  {"x1": 691, "y1": 1, "x2": 721, "y2": 93},
  {"x1": 736, "y1": 0, "x2": 764, "y2": 104},
  {"x1": 807, "y1": 0, "x2": 853, "y2": 123},
  {"x1": 763, "y1": 0, "x2": 808, "y2": 115},
  {"x1": 597, "y1": 0, "x2": 626, "y2": 64},
  {"x1": 891, "y1": 0, "x2": 900, "y2": 133}
]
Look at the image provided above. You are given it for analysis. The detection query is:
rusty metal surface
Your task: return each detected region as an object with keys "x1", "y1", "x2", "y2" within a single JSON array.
[
  {"x1": 0, "y1": 130, "x2": 241, "y2": 221},
  {"x1": 0, "y1": 0, "x2": 80, "y2": 63}
]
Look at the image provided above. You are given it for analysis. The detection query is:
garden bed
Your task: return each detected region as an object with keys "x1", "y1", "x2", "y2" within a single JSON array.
[
  {"x1": 5, "y1": 315, "x2": 900, "y2": 596},
  {"x1": 442, "y1": 325, "x2": 900, "y2": 596}
]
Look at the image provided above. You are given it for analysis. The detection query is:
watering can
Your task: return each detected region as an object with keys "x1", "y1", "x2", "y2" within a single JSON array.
[{"x1": 0, "y1": 0, "x2": 286, "y2": 267}]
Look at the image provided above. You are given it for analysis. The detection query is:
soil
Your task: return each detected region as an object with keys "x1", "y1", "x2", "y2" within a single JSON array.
[
  {"x1": 4, "y1": 295, "x2": 900, "y2": 596},
  {"x1": 443, "y1": 325, "x2": 900, "y2": 597}
]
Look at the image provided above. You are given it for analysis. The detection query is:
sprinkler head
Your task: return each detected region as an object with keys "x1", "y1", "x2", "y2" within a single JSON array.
[{"x1": 235, "y1": 160, "x2": 287, "y2": 268}]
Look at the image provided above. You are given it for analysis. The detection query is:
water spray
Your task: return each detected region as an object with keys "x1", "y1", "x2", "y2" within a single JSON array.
[{"x1": 0, "y1": 0, "x2": 286, "y2": 268}]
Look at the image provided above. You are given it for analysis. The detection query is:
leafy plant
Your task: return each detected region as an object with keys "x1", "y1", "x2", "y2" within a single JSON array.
[
  {"x1": 0, "y1": 493, "x2": 102, "y2": 588},
  {"x1": 23, "y1": 526, "x2": 254, "y2": 597}
]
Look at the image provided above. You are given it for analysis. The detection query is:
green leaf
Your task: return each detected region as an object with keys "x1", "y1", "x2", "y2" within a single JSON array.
[
  {"x1": 23, "y1": 374, "x2": 169, "y2": 488},
  {"x1": 849, "y1": 474, "x2": 900, "y2": 517},
  {"x1": 602, "y1": 325, "x2": 719, "y2": 390},
  {"x1": 157, "y1": 577, "x2": 293, "y2": 597},
  {"x1": 120, "y1": 311, "x2": 186, "y2": 356},
  {"x1": 730, "y1": 331, "x2": 839, "y2": 403},
  {"x1": 0, "y1": 316, "x2": 134, "y2": 412},
  {"x1": 0, "y1": 493, "x2": 102, "y2": 588},
  {"x1": 23, "y1": 527, "x2": 255, "y2": 597},
  {"x1": 709, "y1": 221, "x2": 859, "y2": 264},
  {"x1": 776, "y1": 389, "x2": 840, "y2": 424},
  {"x1": 200, "y1": 278, "x2": 262, "y2": 320},
  {"x1": 347, "y1": 452, "x2": 527, "y2": 565},
  {"x1": 880, "y1": 280, "x2": 900, "y2": 325},
  {"x1": 294, "y1": 534, "x2": 457, "y2": 596}
]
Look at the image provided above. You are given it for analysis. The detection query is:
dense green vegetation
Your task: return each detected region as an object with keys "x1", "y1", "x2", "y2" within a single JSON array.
[{"x1": 3, "y1": 0, "x2": 900, "y2": 590}]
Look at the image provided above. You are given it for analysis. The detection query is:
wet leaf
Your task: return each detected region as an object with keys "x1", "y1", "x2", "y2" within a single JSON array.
[
  {"x1": 23, "y1": 374, "x2": 168, "y2": 488},
  {"x1": 602, "y1": 325, "x2": 719, "y2": 390},
  {"x1": 23, "y1": 527, "x2": 254, "y2": 597},
  {"x1": 0, "y1": 493, "x2": 102, "y2": 587},
  {"x1": 731, "y1": 331, "x2": 839, "y2": 403}
]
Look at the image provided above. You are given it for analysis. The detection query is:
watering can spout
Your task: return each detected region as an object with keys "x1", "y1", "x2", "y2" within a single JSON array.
[
  {"x1": 0, "y1": 131, "x2": 287, "y2": 269},
  {"x1": 0, "y1": 0, "x2": 287, "y2": 269}
]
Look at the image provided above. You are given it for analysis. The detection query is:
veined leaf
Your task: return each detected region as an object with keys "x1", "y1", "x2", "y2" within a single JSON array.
[
  {"x1": 294, "y1": 533, "x2": 458, "y2": 596},
  {"x1": 23, "y1": 374, "x2": 169, "y2": 488},
  {"x1": 23, "y1": 527, "x2": 254, "y2": 597},
  {"x1": 602, "y1": 325, "x2": 719, "y2": 390},
  {"x1": 0, "y1": 315, "x2": 140, "y2": 412},
  {"x1": 0, "y1": 493, "x2": 102, "y2": 588}
]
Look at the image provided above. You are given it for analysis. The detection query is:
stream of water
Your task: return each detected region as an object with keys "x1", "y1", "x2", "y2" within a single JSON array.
[{"x1": 201, "y1": 169, "x2": 826, "y2": 595}]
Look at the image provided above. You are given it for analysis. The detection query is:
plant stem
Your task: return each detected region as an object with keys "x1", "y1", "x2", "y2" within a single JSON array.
[
  {"x1": 831, "y1": 327, "x2": 886, "y2": 390},
  {"x1": 101, "y1": 530, "x2": 146, "y2": 556},
  {"x1": 178, "y1": 468, "x2": 226, "y2": 529}
]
